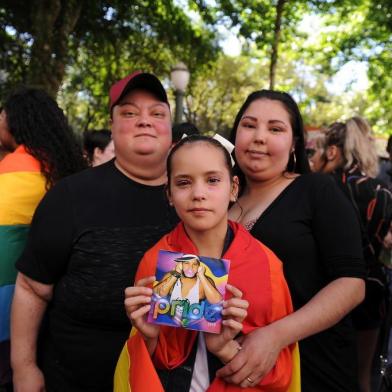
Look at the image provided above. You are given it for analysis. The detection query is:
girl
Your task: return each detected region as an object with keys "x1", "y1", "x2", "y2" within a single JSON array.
[
  {"x1": 115, "y1": 135, "x2": 299, "y2": 392},
  {"x1": 220, "y1": 91, "x2": 366, "y2": 392}
]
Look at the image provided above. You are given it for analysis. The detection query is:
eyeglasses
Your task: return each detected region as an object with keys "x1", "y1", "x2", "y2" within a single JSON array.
[{"x1": 306, "y1": 148, "x2": 316, "y2": 158}]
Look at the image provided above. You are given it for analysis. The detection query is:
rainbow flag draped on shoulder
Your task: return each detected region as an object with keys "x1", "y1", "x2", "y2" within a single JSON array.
[
  {"x1": 114, "y1": 222, "x2": 301, "y2": 392},
  {"x1": 0, "y1": 145, "x2": 46, "y2": 384}
]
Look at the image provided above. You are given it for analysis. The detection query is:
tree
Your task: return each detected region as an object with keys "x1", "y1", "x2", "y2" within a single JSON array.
[
  {"x1": 305, "y1": 0, "x2": 392, "y2": 134},
  {"x1": 194, "y1": 0, "x2": 310, "y2": 89},
  {"x1": 182, "y1": 54, "x2": 269, "y2": 136},
  {"x1": 0, "y1": 0, "x2": 219, "y2": 98}
]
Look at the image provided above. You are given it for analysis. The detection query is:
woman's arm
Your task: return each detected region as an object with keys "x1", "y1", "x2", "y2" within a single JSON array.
[
  {"x1": 217, "y1": 276, "x2": 365, "y2": 385},
  {"x1": 11, "y1": 273, "x2": 53, "y2": 392}
]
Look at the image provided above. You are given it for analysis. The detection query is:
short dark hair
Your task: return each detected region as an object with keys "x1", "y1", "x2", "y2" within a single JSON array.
[
  {"x1": 167, "y1": 134, "x2": 233, "y2": 195},
  {"x1": 83, "y1": 129, "x2": 112, "y2": 164},
  {"x1": 172, "y1": 122, "x2": 200, "y2": 143}
]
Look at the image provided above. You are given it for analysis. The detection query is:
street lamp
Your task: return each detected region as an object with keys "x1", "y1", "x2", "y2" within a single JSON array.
[{"x1": 170, "y1": 62, "x2": 190, "y2": 124}]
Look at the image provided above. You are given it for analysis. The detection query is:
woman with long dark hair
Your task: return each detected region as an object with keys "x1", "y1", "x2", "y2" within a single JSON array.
[
  {"x1": 1, "y1": 87, "x2": 87, "y2": 187},
  {"x1": 216, "y1": 90, "x2": 366, "y2": 392},
  {"x1": 0, "y1": 86, "x2": 86, "y2": 390}
]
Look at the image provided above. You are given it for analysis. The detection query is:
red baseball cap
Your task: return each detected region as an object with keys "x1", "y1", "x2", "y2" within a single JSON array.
[{"x1": 109, "y1": 71, "x2": 169, "y2": 113}]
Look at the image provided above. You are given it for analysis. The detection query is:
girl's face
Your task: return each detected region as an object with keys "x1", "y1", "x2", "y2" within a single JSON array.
[
  {"x1": 168, "y1": 142, "x2": 238, "y2": 238},
  {"x1": 234, "y1": 99, "x2": 294, "y2": 182}
]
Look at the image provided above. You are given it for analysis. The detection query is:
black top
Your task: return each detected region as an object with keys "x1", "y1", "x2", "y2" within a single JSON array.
[
  {"x1": 250, "y1": 173, "x2": 365, "y2": 392},
  {"x1": 16, "y1": 160, "x2": 178, "y2": 391}
]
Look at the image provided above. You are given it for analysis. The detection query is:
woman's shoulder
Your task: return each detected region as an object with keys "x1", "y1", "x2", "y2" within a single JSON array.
[
  {"x1": 296, "y1": 172, "x2": 335, "y2": 187},
  {"x1": 293, "y1": 172, "x2": 340, "y2": 198}
]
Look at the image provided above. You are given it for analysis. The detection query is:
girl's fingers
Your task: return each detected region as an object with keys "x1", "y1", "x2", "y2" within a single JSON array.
[
  {"x1": 125, "y1": 295, "x2": 151, "y2": 309},
  {"x1": 222, "y1": 319, "x2": 243, "y2": 332},
  {"x1": 135, "y1": 275, "x2": 156, "y2": 287},
  {"x1": 125, "y1": 286, "x2": 152, "y2": 298},
  {"x1": 130, "y1": 304, "x2": 151, "y2": 321},
  {"x1": 222, "y1": 307, "x2": 247, "y2": 320},
  {"x1": 226, "y1": 284, "x2": 243, "y2": 298},
  {"x1": 223, "y1": 298, "x2": 249, "y2": 310}
]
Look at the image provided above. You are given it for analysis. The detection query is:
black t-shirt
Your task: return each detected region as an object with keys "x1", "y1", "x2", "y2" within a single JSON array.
[
  {"x1": 16, "y1": 160, "x2": 178, "y2": 391},
  {"x1": 250, "y1": 173, "x2": 365, "y2": 392}
]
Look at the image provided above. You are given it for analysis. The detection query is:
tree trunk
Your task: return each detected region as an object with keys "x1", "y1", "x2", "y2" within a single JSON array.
[
  {"x1": 269, "y1": 0, "x2": 286, "y2": 90},
  {"x1": 28, "y1": 0, "x2": 83, "y2": 96}
]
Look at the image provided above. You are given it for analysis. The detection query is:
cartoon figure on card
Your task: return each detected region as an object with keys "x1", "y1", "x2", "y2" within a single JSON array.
[
  {"x1": 154, "y1": 254, "x2": 222, "y2": 304},
  {"x1": 153, "y1": 254, "x2": 223, "y2": 327}
]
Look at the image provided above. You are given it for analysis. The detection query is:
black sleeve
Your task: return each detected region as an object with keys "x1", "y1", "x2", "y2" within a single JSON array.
[
  {"x1": 16, "y1": 179, "x2": 74, "y2": 284},
  {"x1": 312, "y1": 175, "x2": 366, "y2": 280}
]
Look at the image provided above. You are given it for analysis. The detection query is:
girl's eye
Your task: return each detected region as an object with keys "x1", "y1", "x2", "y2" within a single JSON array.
[
  {"x1": 207, "y1": 177, "x2": 221, "y2": 184},
  {"x1": 175, "y1": 179, "x2": 190, "y2": 187},
  {"x1": 270, "y1": 127, "x2": 283, "y2": 133}
]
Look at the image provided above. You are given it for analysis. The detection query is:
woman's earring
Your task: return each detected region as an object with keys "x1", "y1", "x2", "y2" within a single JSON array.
[{"x1": 290, "y1": 150, "x2": 297, "y2": 172}]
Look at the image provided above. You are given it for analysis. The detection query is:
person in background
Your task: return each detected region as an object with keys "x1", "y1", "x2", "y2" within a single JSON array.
[
  {"x1": 172, "y1": 121, "x2": 200, "y2": 144},
  {"x1": 83, "y1": 129, "x2": 115, "y2": 166},
  {"x1": 378, "y1": 135, "x2": 392, "y2": 191},
  {"x1": 305, "y1": 130, "x2": 326, "y2": 172},
  {"x1": 0, "y1": 87, "x2": 86, "y2": 391},
  {"x1": 11, "y1": 72, "x2": 178, "y2": 392},
  {"x1": 0, "y1": 144, "x2": 9, "y2": 161},
  {"x1": 320, "y1": 117, "x2": 392, "y2": 392},
  {"x1": 224, "y1": 90, "x2": 365, "y2": 392},
  {"x1": 0, "y1": 119, "x2": 9, "y2": 161}
]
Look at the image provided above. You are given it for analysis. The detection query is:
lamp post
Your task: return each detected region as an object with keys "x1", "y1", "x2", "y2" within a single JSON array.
[{"x1": 170, "y1": 62, "x2": 190, "y2": 125}]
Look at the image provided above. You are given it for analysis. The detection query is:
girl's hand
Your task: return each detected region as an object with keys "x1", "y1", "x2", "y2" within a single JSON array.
[
  {"x1": 124, "y1": 276, "x2": 160, "y2": 340},
  {"x1": 205, "y1": 284, "x2": 248, "y2": 362}
]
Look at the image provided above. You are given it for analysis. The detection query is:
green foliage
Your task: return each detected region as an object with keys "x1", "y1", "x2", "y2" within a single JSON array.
[
  {"x1": 183, "y1": 54, "x2": 269, "y2": 136},
  {"x1": 0, "y1": 1, "x2": 219, "y2": 112}
]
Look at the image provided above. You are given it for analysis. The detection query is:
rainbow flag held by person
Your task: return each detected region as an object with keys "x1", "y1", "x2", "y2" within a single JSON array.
[{"x1": 0, "y1": 145, "x2": 46, "y2": 385}]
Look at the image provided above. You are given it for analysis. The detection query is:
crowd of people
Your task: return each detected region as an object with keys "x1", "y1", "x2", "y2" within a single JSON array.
[{"x1": 0, "y1": 71, "x2": 391, "y2": 392}]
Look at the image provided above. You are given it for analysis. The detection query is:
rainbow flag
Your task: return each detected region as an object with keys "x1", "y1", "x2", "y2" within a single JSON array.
[
  {"x1": 114, "y1": 222, "x2": 301, "y2": 391},
  {"x1": 0, "y1": 145, "x2": 46, "y2": 385}
]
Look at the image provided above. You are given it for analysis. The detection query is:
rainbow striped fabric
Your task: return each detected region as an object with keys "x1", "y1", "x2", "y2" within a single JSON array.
[{"x1": 0, "y1": 145, "x2": 46, "y2": 384}]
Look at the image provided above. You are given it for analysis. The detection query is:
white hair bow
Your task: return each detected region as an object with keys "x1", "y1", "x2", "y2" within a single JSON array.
[
  {"x1": 181, "y1": 133, "x2": 235, "y2": 166},
  {"x1": 212, "y1": 134, "x2": 235, "y2": 166}
]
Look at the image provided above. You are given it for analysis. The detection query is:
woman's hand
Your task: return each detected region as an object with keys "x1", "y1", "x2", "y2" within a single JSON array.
[
  {"x1": 205, "y1": 284, "x2": 248, "y2": 362},
  {"x1": 216, "y1": 324, "x2": 282, "y2": 388},
  {"x1": 124, "y1": 276, "x2": 160, "y2": 341}
]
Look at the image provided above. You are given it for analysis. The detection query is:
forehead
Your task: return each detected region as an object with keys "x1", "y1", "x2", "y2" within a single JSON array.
[
  {"x1": 117, "y1": 89, "x2": 167, "y2": 107},
  {"x1": 172, "y1": 142, "x2": 227, "y2": 171},
  {"x1": 244, "y1": 99, "x2": 291, "y2": 122}
]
